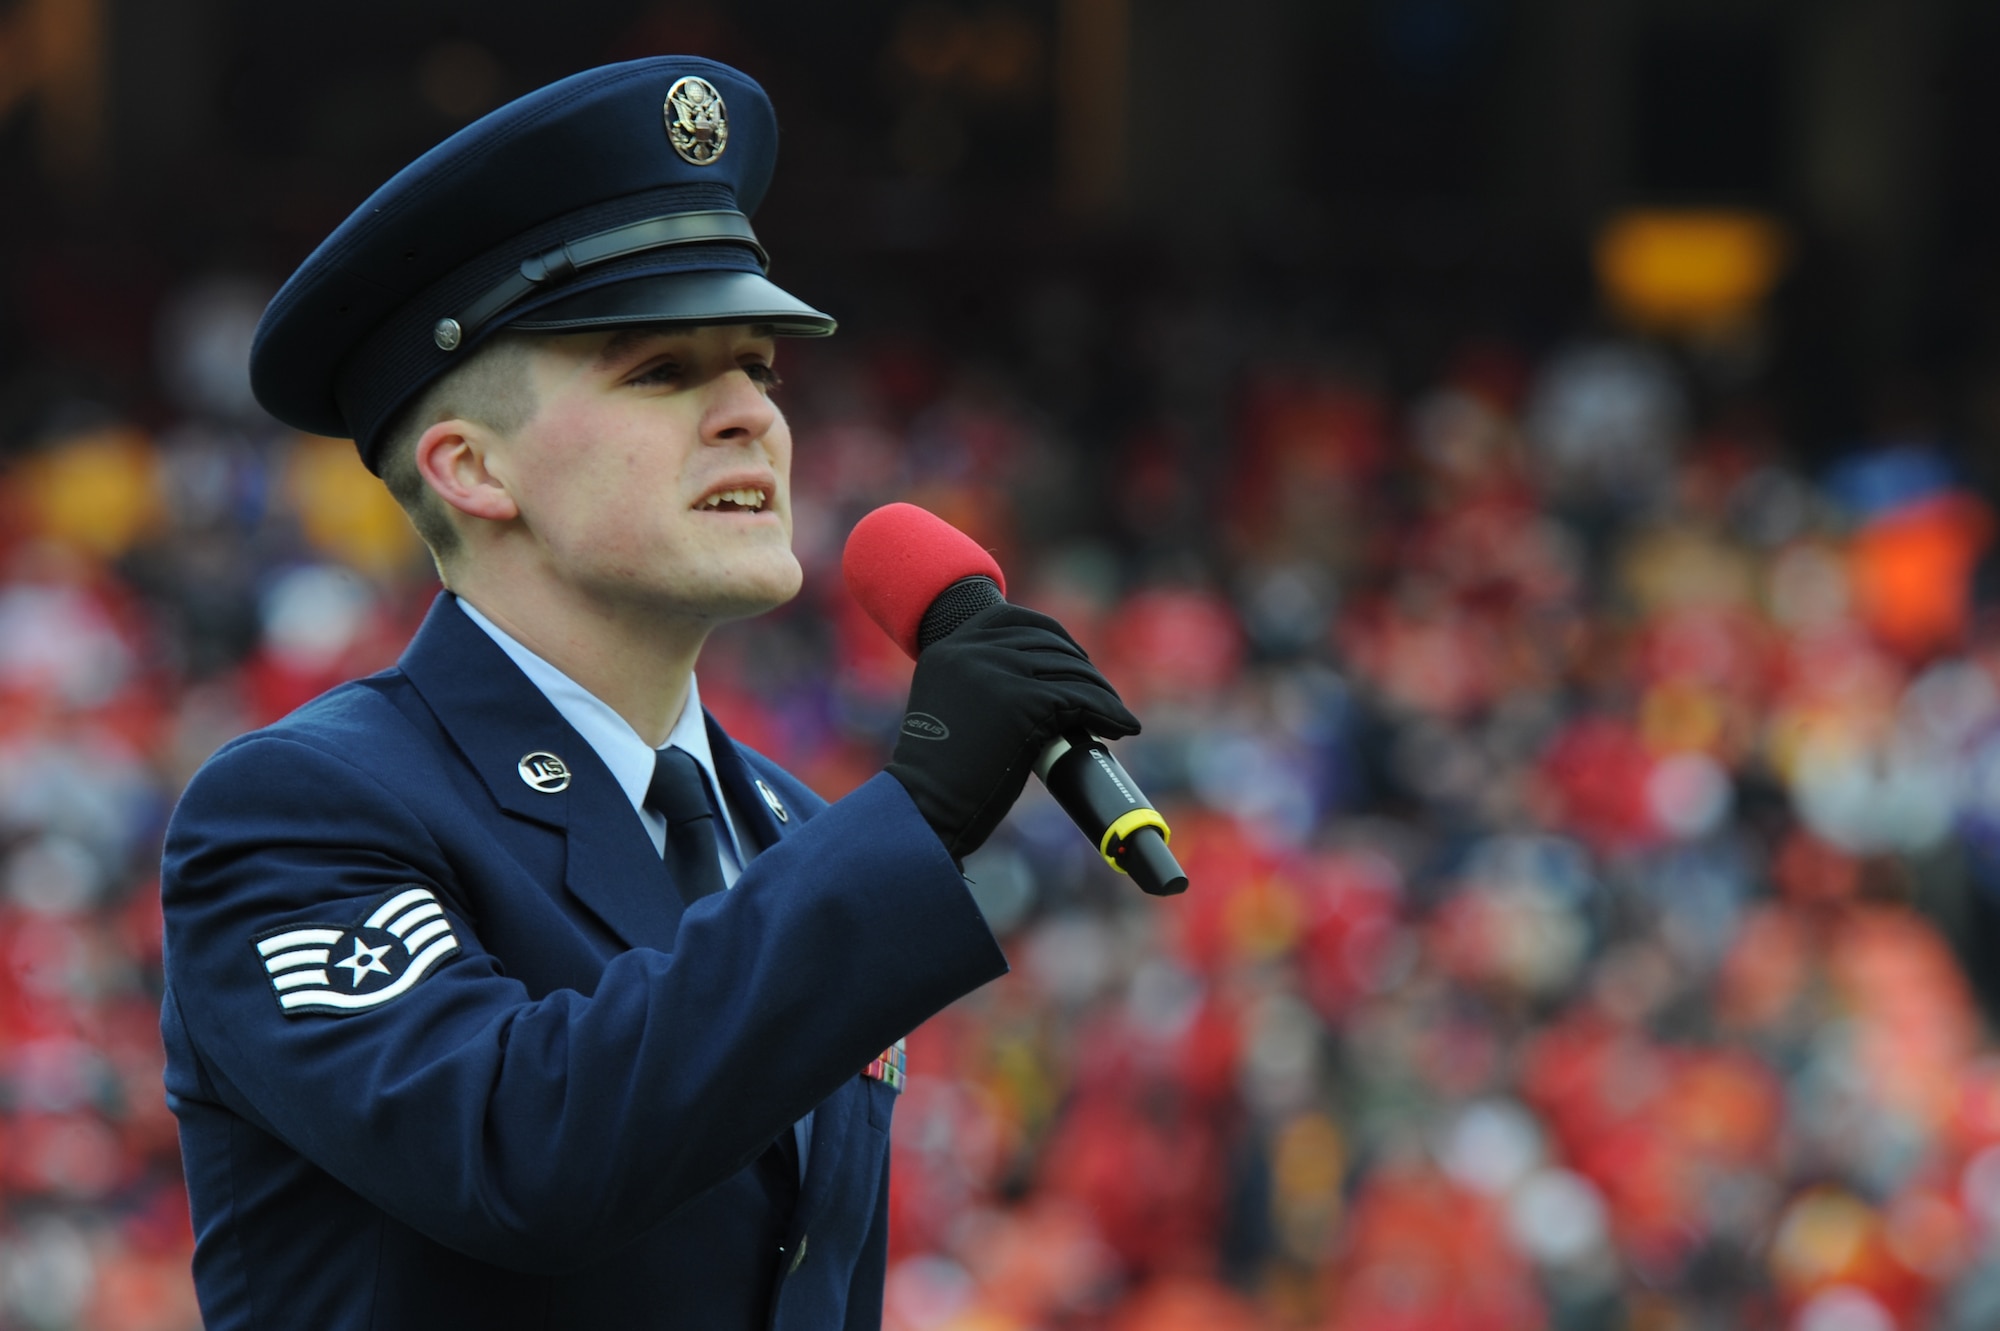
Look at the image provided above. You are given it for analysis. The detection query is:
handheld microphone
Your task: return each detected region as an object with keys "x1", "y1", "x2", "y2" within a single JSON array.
[{"x1": 842, "y1": 503, "x2": 1189, "y2": 897}]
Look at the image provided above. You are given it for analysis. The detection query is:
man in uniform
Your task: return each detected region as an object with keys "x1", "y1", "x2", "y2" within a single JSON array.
[{"x1": 160, "y1": 56, "x2": 1139, "y2": 1329}]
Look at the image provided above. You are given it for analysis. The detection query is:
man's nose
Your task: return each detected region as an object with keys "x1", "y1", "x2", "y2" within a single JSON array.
[{"x1": 701, "y1": 368, "x2": 779, "y2": 445}]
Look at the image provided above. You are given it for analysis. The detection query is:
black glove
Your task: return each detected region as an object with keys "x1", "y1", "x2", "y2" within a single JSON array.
[{"x1": 887, "y1": 602, "x2": 1140, "y2": 859}]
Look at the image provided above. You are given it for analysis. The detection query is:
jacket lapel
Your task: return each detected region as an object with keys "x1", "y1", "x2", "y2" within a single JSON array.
[
  {"x1": 397, "y1": 593, "x2": 681, "y2": 951},
  {"x1": 560, "y1": 775, "x2": 683, "y2": 951},
  {"x1": 704, "y1": 710, "x2": 791, "y2": 857},
  {"x1": 398, "y1": 594, "x2": 575, "y2": 830}
]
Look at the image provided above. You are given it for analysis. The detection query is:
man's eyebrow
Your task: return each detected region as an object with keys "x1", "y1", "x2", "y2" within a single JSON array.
[
  {"x1": 591, "y1": 325, "x2": 776, "y2": 373},
  {"x1": 593, "y1": 328, "x2": 662, "y2": 371}
]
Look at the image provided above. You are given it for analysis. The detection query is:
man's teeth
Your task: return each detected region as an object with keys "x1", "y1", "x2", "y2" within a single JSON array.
[{"x1": 699, "y1": 488, "x2": 766, "y2": 511}]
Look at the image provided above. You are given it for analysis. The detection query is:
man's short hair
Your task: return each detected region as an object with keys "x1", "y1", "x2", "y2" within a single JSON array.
[{"x1": 378, "y1": 333, "x2": 538, "y2": 567}]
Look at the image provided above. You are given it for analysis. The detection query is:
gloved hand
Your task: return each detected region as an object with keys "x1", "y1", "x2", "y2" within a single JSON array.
[{"x1": 887, "y1": 602, "x2": 1140, "y2": 859}]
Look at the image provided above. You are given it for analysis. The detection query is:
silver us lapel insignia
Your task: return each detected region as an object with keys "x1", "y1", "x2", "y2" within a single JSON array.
[{"x1": 517, "y1": 752, "x2": 571, "y2": 792}]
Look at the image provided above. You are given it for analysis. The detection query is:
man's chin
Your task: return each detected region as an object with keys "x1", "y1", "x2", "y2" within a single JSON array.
[
  {"x1": 681, "y1": 561, "x2": 804, "y2": 624},
  {"x1": 718, "y1": 583, "x2": 802, "y2": 623}
]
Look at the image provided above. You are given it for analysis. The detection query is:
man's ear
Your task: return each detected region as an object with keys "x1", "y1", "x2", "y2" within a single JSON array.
[{"x1": 415, "y1": 419, "x2": 520, "y2": 524}]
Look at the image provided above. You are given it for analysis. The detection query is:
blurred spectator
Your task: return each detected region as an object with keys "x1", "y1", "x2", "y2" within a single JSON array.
[{"x1": 10, "y1": 257, "x2": 2000, "y2": 1331}]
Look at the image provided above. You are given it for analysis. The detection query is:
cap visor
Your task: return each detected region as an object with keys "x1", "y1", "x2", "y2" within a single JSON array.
[{"x1": 506, "y1": 270, "x2": 835, "y2": 337}]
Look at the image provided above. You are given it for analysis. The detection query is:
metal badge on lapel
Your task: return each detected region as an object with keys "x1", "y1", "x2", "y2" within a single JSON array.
[
  {"x1": 518, "y1": 752, "x2": 571, "y2": 792},
  {"x1": 864, "y1": 1037, "x2": 906, "y2": 1092},
  {"x1": 753, "y1": 777, "x2": 789, "y2": 823}
]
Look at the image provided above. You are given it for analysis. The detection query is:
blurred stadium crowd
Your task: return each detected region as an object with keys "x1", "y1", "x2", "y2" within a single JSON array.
[{"x1": 3, "y1": 269, "x2": 2000, "y2": 1331}]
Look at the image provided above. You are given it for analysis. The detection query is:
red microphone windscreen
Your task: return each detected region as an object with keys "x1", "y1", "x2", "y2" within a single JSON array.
[{"x1": 842, "y1": 503, "x2": 1007, "y2": 660}]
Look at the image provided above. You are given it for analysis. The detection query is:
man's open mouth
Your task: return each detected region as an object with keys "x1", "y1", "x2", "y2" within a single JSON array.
[{"x1": 697, "y1": 486, "x2": 769, "y2": 512}]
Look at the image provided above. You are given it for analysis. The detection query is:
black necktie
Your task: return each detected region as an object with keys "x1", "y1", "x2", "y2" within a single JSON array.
[
  {"x1": 647, "y1": 747, "x2": 802, "y2": 1196},
  {"x1": 646, "y1": 748, "x2": 726, "y2": 907}
]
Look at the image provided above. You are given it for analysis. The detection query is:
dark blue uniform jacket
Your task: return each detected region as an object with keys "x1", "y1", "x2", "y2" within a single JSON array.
[{"x1": 160, "y1": 595, "x2": 1009, "y2": 1329}]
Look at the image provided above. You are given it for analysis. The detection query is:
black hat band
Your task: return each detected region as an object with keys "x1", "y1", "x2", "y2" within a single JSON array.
[{"x1": 439, "y1": 208, "x2": 766, "y2": 350}]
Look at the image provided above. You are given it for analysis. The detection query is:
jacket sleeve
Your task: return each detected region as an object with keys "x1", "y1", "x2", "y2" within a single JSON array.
[{"x1": 162, "y1": 731, "x2": 1008, "y2": 1273}]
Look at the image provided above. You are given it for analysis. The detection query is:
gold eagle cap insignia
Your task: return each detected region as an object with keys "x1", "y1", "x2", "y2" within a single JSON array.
[{"x1": 664, "y1": 75, "x2": 729, "y2": 166}]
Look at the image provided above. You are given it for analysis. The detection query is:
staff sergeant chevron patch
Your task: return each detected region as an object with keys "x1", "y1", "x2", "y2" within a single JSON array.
[{"x1": 254, "y1": 886, "x2": 461, "y2": 1017}]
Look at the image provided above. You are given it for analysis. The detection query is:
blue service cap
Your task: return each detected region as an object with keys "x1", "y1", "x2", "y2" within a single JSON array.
[{"x1": 249, "y1": 56, "x2": 835, "y2": 473}]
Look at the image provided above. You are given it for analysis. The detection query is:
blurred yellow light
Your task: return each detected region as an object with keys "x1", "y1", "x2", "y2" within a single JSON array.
[
  {"x1": 1770, "y1": 1185, "x2": 1877, "y2": 1293},
  {"x1": 285, "y1": 434, "x2": 423, "y2": 578},
  {"x1": 23, "y1": 427, "x2": 162, "y2": 559},
  {"x1": 1272, "y1": 1111, "x2": 1345, "y2": 1203},
  {"x1": 1638, "y1": 681, "x2": 1724, "y2": 755},
  {"x1": 1595, "y1": 210, "x2": 1789, "y2": 333}
]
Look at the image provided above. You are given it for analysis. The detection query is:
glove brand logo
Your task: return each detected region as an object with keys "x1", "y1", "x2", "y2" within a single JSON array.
[{"x1": 900, "y1": 712, "x2": 950, "y2": 741}]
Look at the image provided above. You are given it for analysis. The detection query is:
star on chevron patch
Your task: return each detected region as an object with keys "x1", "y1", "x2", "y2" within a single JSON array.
[{"x1": 254, "y1": 886, "x2": 461, "y2": 1017}]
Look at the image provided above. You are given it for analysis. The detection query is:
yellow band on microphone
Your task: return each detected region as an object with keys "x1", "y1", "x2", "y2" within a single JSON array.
[{"x1": 1099, "y1": 808, "x2": 1171, "y2": 873}]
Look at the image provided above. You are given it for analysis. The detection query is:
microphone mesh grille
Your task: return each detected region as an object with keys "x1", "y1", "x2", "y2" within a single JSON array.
[{"x1": 917, "y1": 577, "x2": 1005, "y2": 650}]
